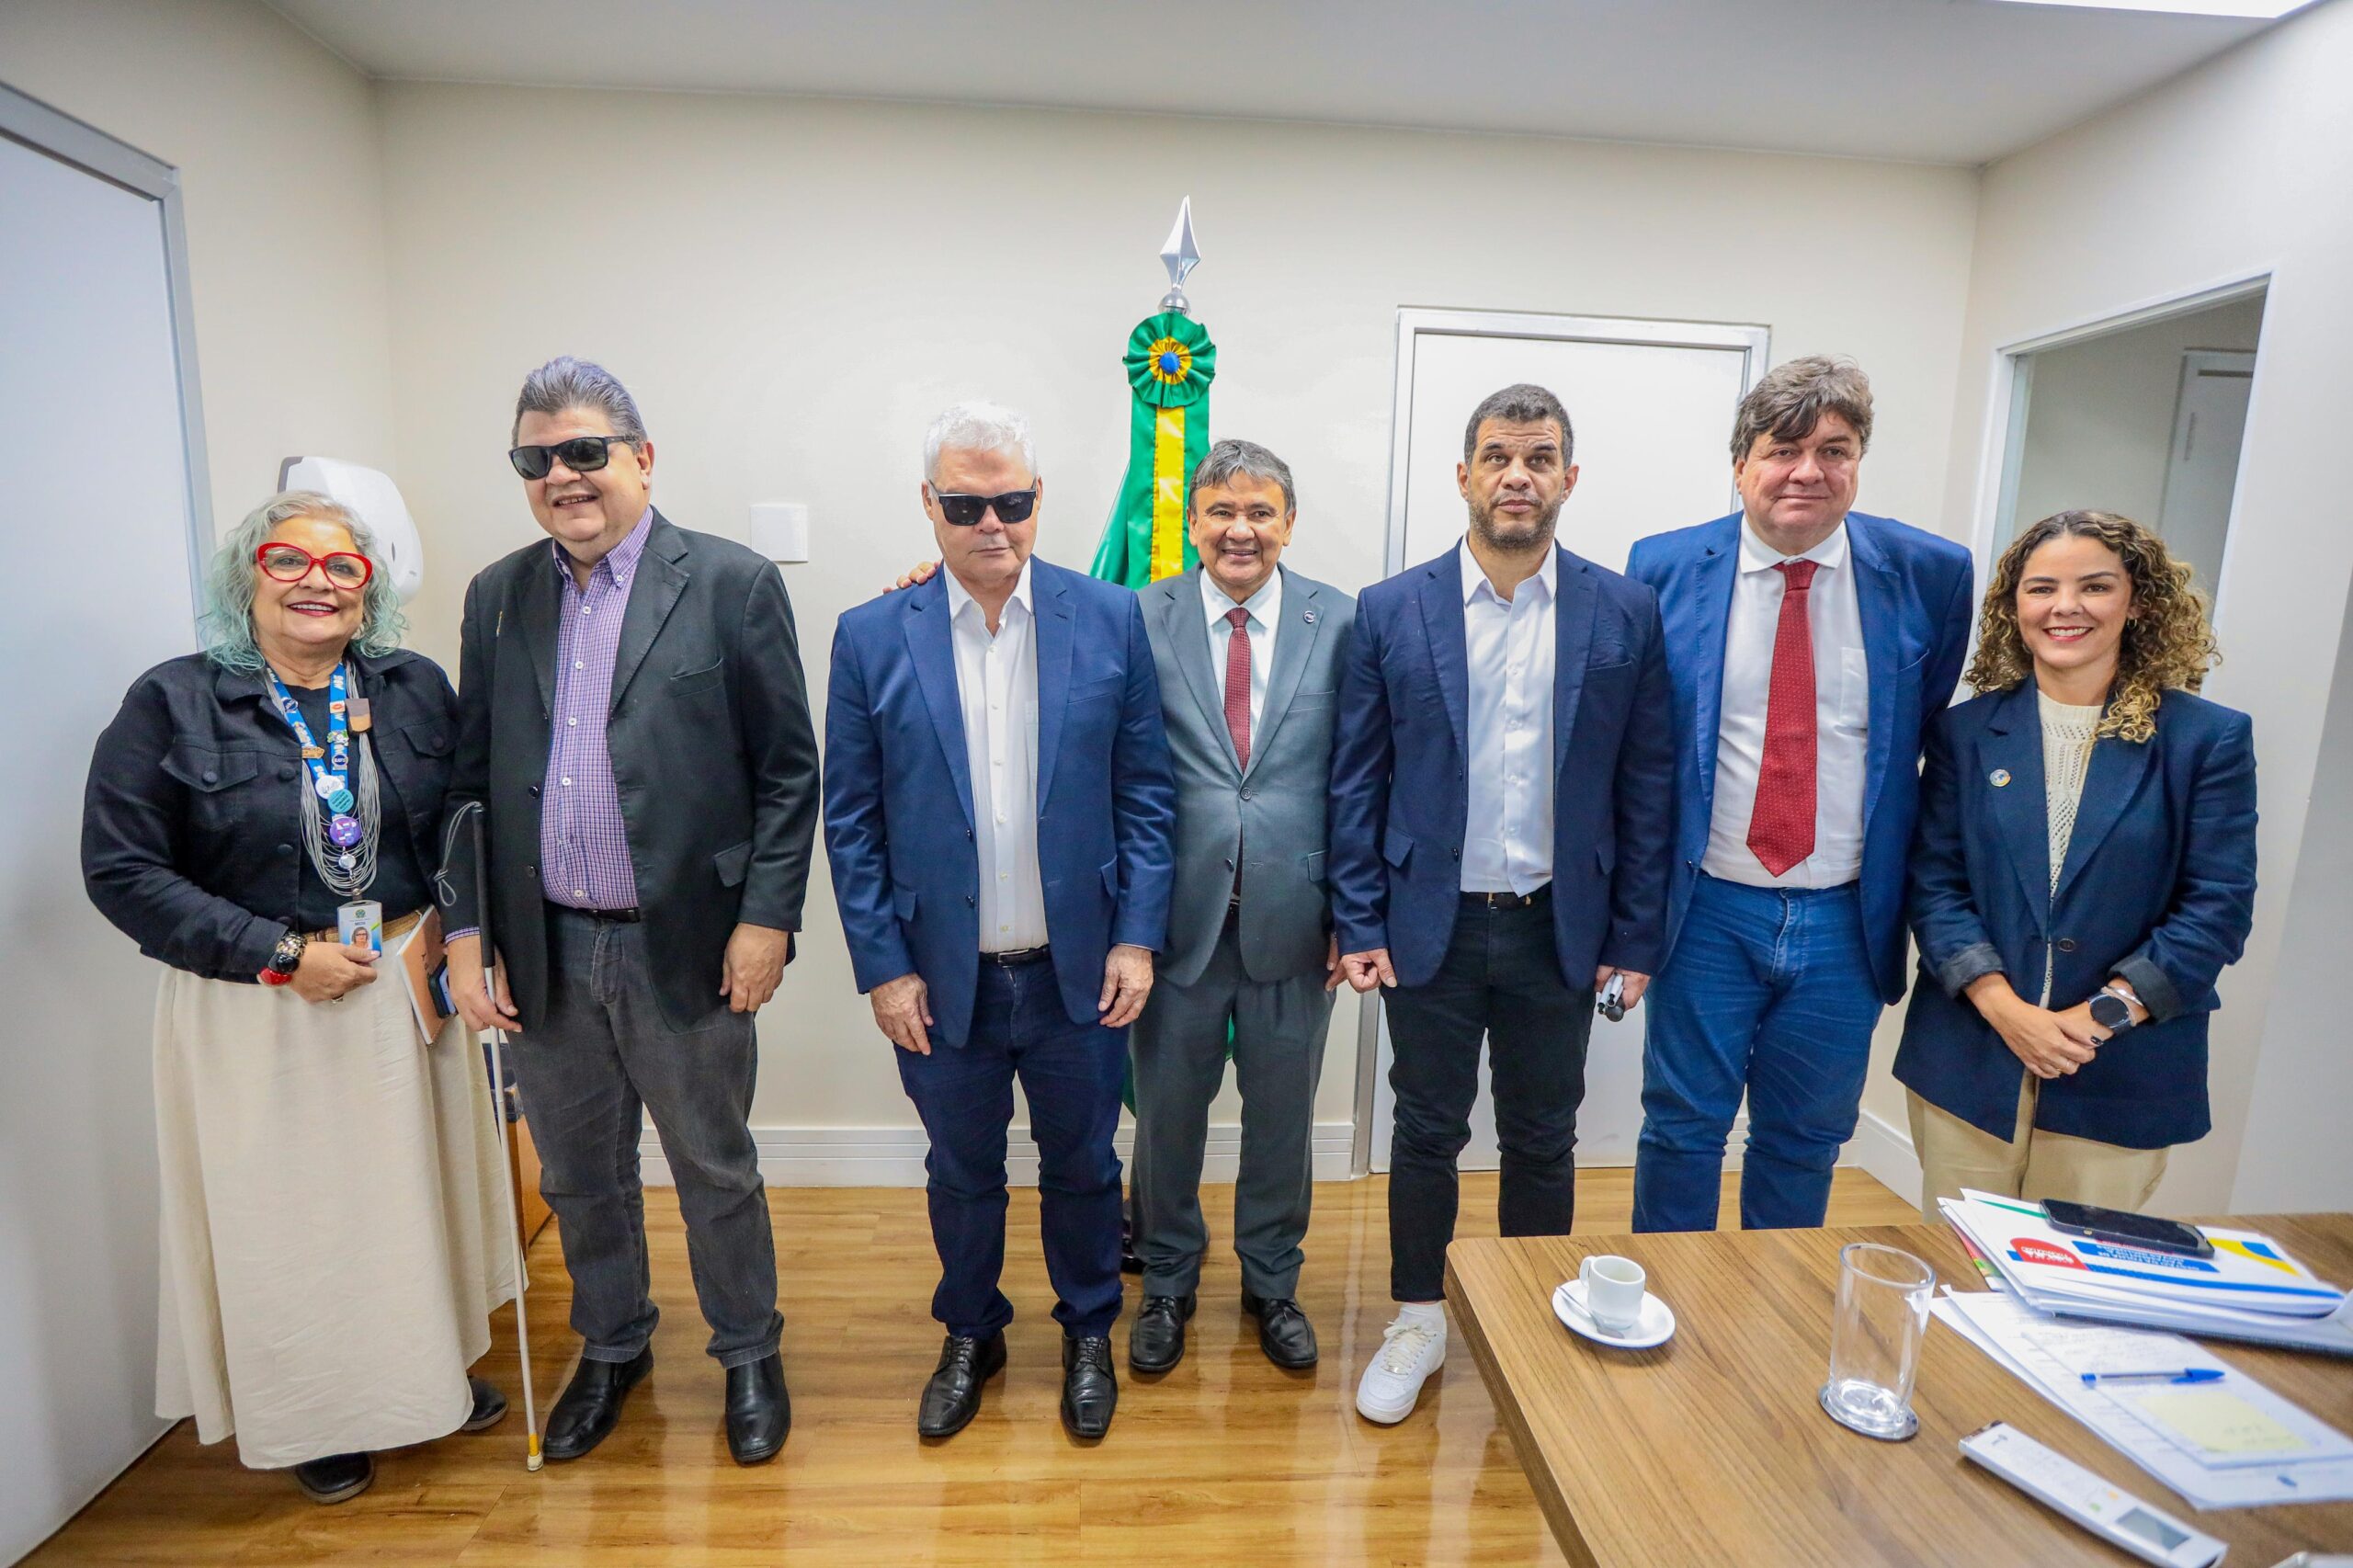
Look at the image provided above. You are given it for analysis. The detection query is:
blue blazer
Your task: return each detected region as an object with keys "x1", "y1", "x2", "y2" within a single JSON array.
[
  {"x1": 1627, "y1": 511, "x2": 1973, "y2": 1004},
  {"x1": 1327, "y1": 544, "x2": 1675, "y2": 990},
  {"x1": 1893, "y1": 684, "x2": 2257, "y2": 1149},
  {"x1": 822, "y1": 562, "x2": 1177, "y2": 1049}
]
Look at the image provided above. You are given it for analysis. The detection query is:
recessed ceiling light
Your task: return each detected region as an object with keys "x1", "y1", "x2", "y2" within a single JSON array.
[{"x1": 1990, "y1": 0, "x2": 2314, "y2": 17}]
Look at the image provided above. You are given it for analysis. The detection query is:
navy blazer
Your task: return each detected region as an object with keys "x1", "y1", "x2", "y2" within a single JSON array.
[
  {"x1": 1893, "y1": 684, "x2": 2257, "y2": 1149},
  {"x1": 1327, "y1": 543, "x2": 1675, "y2": 990},
  {"x1": 1627, "y1": 511, "x2": 1973, "y2": 1004},
  {"x1": 822, "y1": 560, "x2": 1178, "y2": 1049}
]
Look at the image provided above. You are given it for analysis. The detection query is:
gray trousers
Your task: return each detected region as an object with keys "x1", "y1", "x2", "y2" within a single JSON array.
[
  {"x1": 1130, "y1": 912, "x2": 1334, "y2": 1300},
  {"x1": 506, "y1": 905, "x2": 781, "y2": 1369}
]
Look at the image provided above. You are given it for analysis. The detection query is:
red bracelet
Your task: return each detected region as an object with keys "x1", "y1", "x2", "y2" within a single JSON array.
[{"x1": 257, "y1": 967, "x2": 295, "y2": 987}]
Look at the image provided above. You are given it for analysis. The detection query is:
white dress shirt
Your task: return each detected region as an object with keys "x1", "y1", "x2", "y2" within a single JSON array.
[
  {"x1": 945, "y1": 562, "x2": 1049, "y2": 951},
  {"x1": 1459, "y1": 539, "x2": 1556, "y2": 895},
  {"x1": 1201, "y1": 566, "x2": 1283, "y2": 738},
  {"x1": 1702, "y1": 518, "x2": 1870, "y2": 888}
]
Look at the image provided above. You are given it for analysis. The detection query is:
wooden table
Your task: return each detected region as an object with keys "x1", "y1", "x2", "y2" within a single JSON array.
[{"x1": 1446, "y1": 1216, "x2": 2353, "y2": 1567}]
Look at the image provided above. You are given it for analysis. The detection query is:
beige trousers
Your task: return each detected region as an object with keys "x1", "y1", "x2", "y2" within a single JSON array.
[{"x1": 1907, "y1": 1077, "x2": 2169, "y2": 1224}]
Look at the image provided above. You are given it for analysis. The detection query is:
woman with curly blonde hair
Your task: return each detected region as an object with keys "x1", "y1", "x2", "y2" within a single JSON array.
[{"x1": 1893, "y1": 510, "x2": 2256, "y2": 1218}]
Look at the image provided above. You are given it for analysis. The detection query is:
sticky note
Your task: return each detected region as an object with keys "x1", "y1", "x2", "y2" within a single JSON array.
[{"x1": 2130, "y1": 1388, "x2": 2310, "y2": 1457}]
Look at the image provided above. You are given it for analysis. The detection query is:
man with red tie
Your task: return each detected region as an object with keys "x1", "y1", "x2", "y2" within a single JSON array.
[{"x1": 1628, "y1": 357, "x2": 1974, "y2": 1233}]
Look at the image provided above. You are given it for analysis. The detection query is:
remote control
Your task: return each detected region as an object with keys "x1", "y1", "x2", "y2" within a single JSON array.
[{"x1": 1961, "y1": 1421, "x2": 2226, "y2": 1567}]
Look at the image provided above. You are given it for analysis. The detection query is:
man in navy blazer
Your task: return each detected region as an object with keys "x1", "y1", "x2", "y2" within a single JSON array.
[
  {"x1": 823, "y1": 402, "x2": 1176, "y2": 1442},
  {"x1": 1329, "y1": 383, "x2": 1673, "y2": 1425},
  {"x1": 1627, "y1": 357, "x2": 1973, "y2": 1233}
]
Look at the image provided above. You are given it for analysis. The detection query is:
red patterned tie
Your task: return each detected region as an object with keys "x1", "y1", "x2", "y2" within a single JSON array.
[
  {"x1": 1747, "y1": 559, "x2": 1820, "y2": 877},
  {"x1": 1222, "y1": 607, "x2": 1253, "y2": 769}
]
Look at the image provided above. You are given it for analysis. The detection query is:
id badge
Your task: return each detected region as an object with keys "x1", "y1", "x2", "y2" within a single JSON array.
[{"x1": 337, "y1": 900, "x2": 384, "y2": 952}]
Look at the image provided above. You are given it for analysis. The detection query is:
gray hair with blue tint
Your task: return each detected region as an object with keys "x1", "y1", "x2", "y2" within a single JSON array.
[
  {"x1": 512, "y1": 355, "x2": 649, "y2": 446},
  {"x1": 199, "y1": 491, "x2": 408, "y2": 674}
]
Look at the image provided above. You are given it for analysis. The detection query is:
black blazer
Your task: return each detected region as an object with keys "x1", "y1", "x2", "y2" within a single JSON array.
[
  {"x1": 83, "y1": 648, "x2": 458, "y2": 981},
  {"x1": 1894, "y1": 683, "x2": 2258, "y2": 1149},
  {"x1": 443, "y1": 511, "x2": 820, "y2": 1033}
]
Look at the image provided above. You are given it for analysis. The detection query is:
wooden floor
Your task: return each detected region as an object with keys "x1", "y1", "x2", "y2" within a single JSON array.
[{"x1": 29, "y1": 1169, "x2": 1915, "y2": 1567}]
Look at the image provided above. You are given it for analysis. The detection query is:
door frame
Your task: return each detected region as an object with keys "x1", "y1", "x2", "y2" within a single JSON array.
[{"x1": 1347, "y1": 308, "x2": 1771, "y2": 1176}]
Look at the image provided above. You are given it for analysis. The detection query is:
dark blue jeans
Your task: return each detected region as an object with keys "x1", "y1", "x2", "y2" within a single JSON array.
[
  {"x1": 1632, "y1": 874, "x2": 1882, "y2": 1233},
  {"x1": 896, "y1": 957, "x2": 1128, "y2": 1339}
]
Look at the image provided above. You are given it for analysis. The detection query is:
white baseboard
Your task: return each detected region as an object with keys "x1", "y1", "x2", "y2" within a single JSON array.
[
  {"x1": 640, "y1": 1120, "x2": 1360, "y2": 1187},
  {"x1": 1844, "y1": 1107, "x2": 1923, "y2": 1206}
]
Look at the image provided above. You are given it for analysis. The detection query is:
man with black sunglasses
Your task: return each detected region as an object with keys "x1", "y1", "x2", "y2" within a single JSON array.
[
  {"x1": 442, "y1": 356, "x2": 818, "y2": 1466},
  {"x1": 823, "y1": 401, "x2": 1176, "y2": 1442}
]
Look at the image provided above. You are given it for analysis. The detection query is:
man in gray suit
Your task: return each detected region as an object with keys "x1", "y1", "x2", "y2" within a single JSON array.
[{"x1": 1127, "y1": 439, "x2": 1354, "y2": 1374}]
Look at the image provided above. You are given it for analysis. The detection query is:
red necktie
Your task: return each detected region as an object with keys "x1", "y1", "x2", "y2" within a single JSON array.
[
  {"x1": 1747, "y1": 559, "x2": 1820, "y2": 877},
  {"x1": 1222, "y1": 607, "x2": 1253, "y2": 770}
]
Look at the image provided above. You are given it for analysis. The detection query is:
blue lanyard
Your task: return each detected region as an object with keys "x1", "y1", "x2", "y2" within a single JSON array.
[{"x1": 265, "y1": 663, "x2": 355, "y2": 814}]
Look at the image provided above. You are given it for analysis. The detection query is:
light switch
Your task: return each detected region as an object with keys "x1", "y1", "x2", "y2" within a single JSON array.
[{"x1": 749, "y1": 502, "x2": 809, "y2": 562}]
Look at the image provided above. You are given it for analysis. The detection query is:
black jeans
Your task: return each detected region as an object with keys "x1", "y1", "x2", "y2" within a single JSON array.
[{"x1": 1384, "y1": 888, "x2": 1592, "y2": 1302}]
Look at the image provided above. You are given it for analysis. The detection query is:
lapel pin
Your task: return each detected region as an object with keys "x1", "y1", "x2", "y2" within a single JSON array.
[
  {"x1": 1990, "y1": 768, "x2": 2012, "y2": 788},
  {"x1": 1302, "y1": 609, "x2": 1318, "y2": 624}
]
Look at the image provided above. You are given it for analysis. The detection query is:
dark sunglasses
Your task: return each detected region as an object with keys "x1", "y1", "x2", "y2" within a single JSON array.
[
  {"x1": 929, "y1": 485, "x2": 1040, "y2": 528},
  {"x1": 508, "y1": 435, "x2": 636, "y2": 481}
]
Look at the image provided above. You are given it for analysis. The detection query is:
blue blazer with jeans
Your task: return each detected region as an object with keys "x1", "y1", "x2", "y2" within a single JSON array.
[
  {"x1": 1894, "y1": 684, "x2": 2257, "y2": 1149},
  {"x1": 1628, "y1": 510, "x2": 1974, "y2": 1002},
  {"x1": 822, "y1": 562, "x2": 1177, "y2": 1048},
  {"x1": 1327, "y1": 543, "x2": 1675, "y2": 990}
]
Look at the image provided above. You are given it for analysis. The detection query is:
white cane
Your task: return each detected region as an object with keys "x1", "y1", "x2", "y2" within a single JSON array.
[{"x1": 449, "y1": 803, "x2": 542, "y2": 1471}]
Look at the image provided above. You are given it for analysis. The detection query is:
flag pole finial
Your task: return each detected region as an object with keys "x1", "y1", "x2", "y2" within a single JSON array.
[{"x1": 1158, "y1": 197, "x2": 1201, "y2": 315}]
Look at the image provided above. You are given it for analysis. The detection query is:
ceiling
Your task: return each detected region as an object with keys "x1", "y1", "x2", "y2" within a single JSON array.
[{"x1": 263, "y1": 0, "x2": 2290, "y2": 166}]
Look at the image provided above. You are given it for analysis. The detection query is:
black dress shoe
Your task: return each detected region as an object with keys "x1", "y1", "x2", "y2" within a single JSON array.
[
  {"x1": 917, "y1": 1333, "x2": 1006, "y2": 1439},
  {"x1": 1242, "y1": 1290, "x2": 1320, "y2": 1369},
  {"x1": 542, "y1": 1346, "x2": 653, "y2": 1461},
  {"x1": 1061, "y1": 1334, "x2": 1118, "y2": 1439},
  {"x1": 724, "y1": 1353, "x2": 790, "y2": 1464},
  {"x1": 461, "y1": 1375, "x2": 507, "y2": 1432},
  {"x1": 291, "y1": 1450, "x2": 373, "y2": 1505},
  {"x1": 1128, "y1": 1292, "x2": 1196, "y2": 1373}
]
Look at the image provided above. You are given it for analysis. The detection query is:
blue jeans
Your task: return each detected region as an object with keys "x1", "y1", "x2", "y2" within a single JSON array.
[
  {"x1": 1632, "y1": 874, "x2": 1881, "y2": 1233},
  {"x1": 896, "y1": 956, "x2": 1128, "y2": 1339}
]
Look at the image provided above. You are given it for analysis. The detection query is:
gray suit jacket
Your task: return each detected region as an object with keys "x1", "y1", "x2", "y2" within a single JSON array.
[{"x1": 1142, "y1": 565, "x2": 1356, "y2": 987}]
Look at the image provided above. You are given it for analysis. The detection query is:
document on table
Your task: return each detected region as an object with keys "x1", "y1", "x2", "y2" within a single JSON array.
[{"x1": 1931, "y1": 1289, "x2": 2353, "y2": 1509}]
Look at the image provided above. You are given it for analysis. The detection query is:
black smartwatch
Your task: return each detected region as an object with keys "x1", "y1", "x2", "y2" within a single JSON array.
[{"x1": 2088, "y1": 986, "x2": 2139, "y2": 1034}]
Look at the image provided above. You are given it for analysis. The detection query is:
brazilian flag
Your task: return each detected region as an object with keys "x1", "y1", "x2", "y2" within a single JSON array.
[{"x1": 1090, "y1": 311, "x2": 1217, "y2": 586}]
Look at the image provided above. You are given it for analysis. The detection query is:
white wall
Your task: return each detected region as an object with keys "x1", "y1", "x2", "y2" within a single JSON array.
[
  {"x1": 371, "y1": 81, "x2": 1980, "y2": 1140},
  {"x1": 1863, "y1": 0, "x2": 2353, "y2": 1214}
]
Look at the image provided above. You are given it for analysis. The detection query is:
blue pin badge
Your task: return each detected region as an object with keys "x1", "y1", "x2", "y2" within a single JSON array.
[{"x1": 1990, "y1": 768, "x2": 2012, "y2": 788}]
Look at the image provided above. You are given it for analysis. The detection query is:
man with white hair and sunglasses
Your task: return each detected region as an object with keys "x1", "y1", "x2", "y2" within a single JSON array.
[{"x1": 823, "y1": 401, "x2": 1176, "y2": 1441}]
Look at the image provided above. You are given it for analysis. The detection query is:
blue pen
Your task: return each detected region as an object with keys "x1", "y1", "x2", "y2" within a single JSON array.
[{"x1": 2080, "y1": 1368, "x2": 2225, "y2": 1386}]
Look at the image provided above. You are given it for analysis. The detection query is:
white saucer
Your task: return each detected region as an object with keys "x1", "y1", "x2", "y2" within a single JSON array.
[{"x1": 1552, "y1": 1279, "x2": 1677, "y2": 1349}]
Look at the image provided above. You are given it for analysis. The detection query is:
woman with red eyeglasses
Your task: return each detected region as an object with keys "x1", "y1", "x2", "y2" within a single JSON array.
[{"x1": 81, "y1": 492, "x2": 513, "y2": 1504}]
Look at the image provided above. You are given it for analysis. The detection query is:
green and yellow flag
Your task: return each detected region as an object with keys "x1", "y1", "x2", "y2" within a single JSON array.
[{"x1": 1090, "y1": 310, "x2": 1217, "y2": 586}]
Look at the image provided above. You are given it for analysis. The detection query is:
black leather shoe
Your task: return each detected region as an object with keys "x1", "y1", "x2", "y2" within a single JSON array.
[
  {"x1": 542, "y1": 1346, "x2": 653, "y2": 1461},
  {"x1": 917, "y1": 1333, "x2": 1006, "y2": 1439},
  {"x1": 1128, "y1": 1292, "x2": 1195, "y2": 1373},
  {"x1": 1061, "y1": 1335, "x2": 1118, "y2": 1439},
  {"x1": 460, "y1": 1375, "x2": 507, "y2": 1432},
  {"x1": 291, "y1": 1451, "x2": 373, "y2": 1505},
  {"x1": 1242, "y1": 1290, "x2": 1319, "y2": 1369},
  {"x1": 724, "y1": 1353, "x2": 790, "y2": 1464}
]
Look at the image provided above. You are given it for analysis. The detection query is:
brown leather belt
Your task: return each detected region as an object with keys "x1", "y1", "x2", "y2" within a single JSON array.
[{"x1": 306, "y1": 908, "x2": 426, "y2": 945}]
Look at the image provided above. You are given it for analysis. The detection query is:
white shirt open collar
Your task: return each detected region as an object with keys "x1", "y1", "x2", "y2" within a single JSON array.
[
  {"x1": 944, "y1": 556, "x2": 1036, "y2": 628},
  {"x1": 1460, "y1": 537, "x2": 1557, "y2": 605}
]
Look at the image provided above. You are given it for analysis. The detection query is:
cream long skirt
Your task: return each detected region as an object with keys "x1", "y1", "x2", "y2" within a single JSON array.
[{"x1": 152, "y1": 962, "x2": 517, "y2": 1469}]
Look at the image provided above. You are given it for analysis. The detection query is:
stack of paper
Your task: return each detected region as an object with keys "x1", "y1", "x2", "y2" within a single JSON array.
[{"x1": 1939, "y1": 1190, "x2": 2353, "y2": 1354}]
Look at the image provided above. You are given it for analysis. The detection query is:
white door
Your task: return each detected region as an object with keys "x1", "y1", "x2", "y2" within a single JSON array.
[
  {"x1": 0, "y1": 97, "x2": 210, "y2": 1561},
  {"x1": 2156, "y1": 348, "x2": 2255, "y2": 602},
  {"x1": 1363, "y1": 312, "x2": 1763, "y2": 1173}
]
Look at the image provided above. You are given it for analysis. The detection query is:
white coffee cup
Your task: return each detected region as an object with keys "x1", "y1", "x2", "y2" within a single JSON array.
[{"x1": 1577, "y1": 1255, "x2": 1648, "y2": 1335}]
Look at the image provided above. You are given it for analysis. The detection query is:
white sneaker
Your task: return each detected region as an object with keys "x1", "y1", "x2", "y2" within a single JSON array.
[{"x1": 1355, "y1": 1312, "x2": 1447, "y2": 1425}]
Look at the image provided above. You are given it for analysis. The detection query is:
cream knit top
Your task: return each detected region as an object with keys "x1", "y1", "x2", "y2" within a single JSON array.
[{"x1": 2038, "y1": 690, "x2": 2105, "y2": 1005}]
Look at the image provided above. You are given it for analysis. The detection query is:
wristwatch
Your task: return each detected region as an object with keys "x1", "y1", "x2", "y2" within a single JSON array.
[
  {"x1": 257, "y1": 929, "x2": 306, "y2": 987},
  {"x1": 2088, "y1": 984, "x2": 2140, "y2": 1034}
]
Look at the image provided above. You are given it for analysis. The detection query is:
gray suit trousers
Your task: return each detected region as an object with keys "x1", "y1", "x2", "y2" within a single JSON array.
[{"x1": 1130, "y1": 912, "x2": 1334, "y2": 1298}]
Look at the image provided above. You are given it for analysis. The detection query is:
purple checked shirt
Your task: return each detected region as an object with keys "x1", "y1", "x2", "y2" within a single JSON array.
[{"x1": 540, "y1": 509, "x2": 652, "y2": 909}]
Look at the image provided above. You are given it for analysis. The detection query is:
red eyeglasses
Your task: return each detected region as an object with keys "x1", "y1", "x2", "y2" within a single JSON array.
[{"x1": 256, "y1": 542, "x2": 373, "y2": 589}]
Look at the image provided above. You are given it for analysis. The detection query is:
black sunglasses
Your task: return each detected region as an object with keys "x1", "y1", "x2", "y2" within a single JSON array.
[
  {"x1": 508, "y1": 435, "x2": 636, "y2": 481},
  {"x1": 930, "y1": 485, "x2": 1040, "y2": 528}
]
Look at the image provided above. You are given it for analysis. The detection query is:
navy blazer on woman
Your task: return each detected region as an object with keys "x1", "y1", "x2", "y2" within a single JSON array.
[
  {"x1": 823, "y1": 560, "x2": 1177, "y2": 1050},
  {"x1": 1893, "y1": 682, "x2": 2257, "y2": 1149},
  {"x1": 1327, "y1": 543, "x2": 1675, "y2": 991}
]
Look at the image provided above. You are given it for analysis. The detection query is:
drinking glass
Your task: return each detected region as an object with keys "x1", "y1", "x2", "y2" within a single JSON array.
[{"x1": 1819, "y1": 1242, "x2": 1936, "y2": 1440}]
